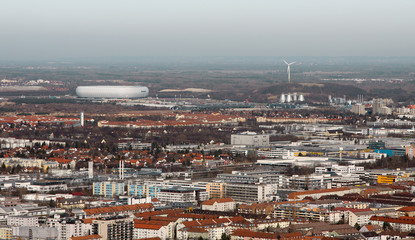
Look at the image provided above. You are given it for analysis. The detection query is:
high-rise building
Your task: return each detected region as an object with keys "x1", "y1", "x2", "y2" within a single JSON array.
[
  {"x1": 206, "y1": 182, "x2": 227, "y2": 199},
  {"x1": 93, "y1": 217, "x2": 133, "y2": 240},
  {"x1": 351, "y1": 104, "x2": 366, "y2": 115},
  {"x1": 88, "y1": 161, "x2": 94, "y2": 179}
]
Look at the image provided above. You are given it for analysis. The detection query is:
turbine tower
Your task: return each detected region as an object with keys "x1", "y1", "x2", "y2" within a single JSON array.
[{"x1": 283, "y1": 60, "x2": 296, "y2": 83}]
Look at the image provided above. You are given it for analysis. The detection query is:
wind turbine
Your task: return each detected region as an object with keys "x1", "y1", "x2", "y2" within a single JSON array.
[{"x1": 283, "y1": 60, "x2": 296, "y2": 83}]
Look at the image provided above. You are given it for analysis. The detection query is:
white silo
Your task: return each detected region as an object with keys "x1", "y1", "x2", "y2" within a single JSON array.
[
  {"x1": 293, "y1": 92, "x2": 298, "y2": 102},
  {"x1": 280, "y1": 93, "x2": 286, "y2": 103},
  {"x1": 298, "y1": 94, "x2": 305, "y2": 102},
  {"x1": 286, "y1": 94, "x2": 292, "y2": 103}
]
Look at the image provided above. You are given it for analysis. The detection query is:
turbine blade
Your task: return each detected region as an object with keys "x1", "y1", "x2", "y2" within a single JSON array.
[
  {"x1": 289, "y1": 62, "x2": 296, "y2": 65},
  {"x1": 283, "y1": 60, "x2": 288, "y2": 65}
]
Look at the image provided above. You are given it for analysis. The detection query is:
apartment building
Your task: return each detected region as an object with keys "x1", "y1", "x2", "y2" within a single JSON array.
[
  {"x1": 315, "y1": 164, "x2": 364, "y2": 175},
  {"x1": 7, "y1": 216, "x2": 39, "y2": 227},
  {"x1": 48, "y1": 218, "x2": 93, "y2": 240},
  {"x1": 82, "y1": 203, "x2": 154, "y2": 219},
  {"x1": 206, "y1": 182, "x2": 227, "y2": 199},
  {"x1": 217, "y1": 171, "x2": 283, "y2": 185},
  {"x1": 0, "y1": 226, "x2": 12, "y2": 240},
  {"x1": 157, "y1": 187, "x2": 209, "y2": 207},
  {"x1": 92, "y1": 217, "x2": 134, "y2": 240},
  {"x1": 225, "y1": 183, "x2": 275, "y2": 203},
  {"x1": 201, "y1": 198, "x2": 236, "y2": 212},
  {"x1": 93, "y1": 182, "x2": 124, "y2": 197},
  {"x1": 128, "y1": 184, "x2": 163, "y2": 198},
  {"x1": 287, "y1": 174, "x2": 333, "y2": 190},
  {"x1": 133, "y1": 223, "x2": 168, "y2": 240},
  {"x1": 370, "y1": 216, "x2": 415, "y2": 232}
]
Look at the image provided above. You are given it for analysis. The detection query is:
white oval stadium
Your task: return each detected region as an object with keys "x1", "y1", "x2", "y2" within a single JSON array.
[{"x1": 76, "y1": 86, "x2": 149, "y2": 98}]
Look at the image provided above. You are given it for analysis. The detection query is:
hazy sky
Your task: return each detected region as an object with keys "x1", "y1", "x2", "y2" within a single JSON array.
[{"x1": 1, "y1": 0, "x2": 414, "y2": 60}]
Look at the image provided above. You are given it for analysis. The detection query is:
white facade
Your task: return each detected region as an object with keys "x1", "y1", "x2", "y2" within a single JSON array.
[
  {"x1": 0, "y1": 138, "x2": 32, "y2": 149},
  {"x1": 7, "y1": 216, "x2": 39, "y2": 227},
  {"x1": 157, "y1": 188, "x2": 209, "y2": 204},
  {"x1": 27, "y1": 182, "x2": 68, "y2": 192},
  {"x1": 202, "y1": 200, "x2": 236, "y2": 212},
  {"x1": 231, "y1": 132, "x2": 269, "y2": 147},
  {"x1": 349, "y1": 211, "x2": 374, "y2": 227},
  {"x1": 48, "y1": 218, "x2": 93, "y2": 240},
  {"x1": 12, "y1": 226, "x2": 59, "y2": 239},
  {"x1": 315, "y1": 164, "x2": 365, "y2": 175},
  {"x1": 133, "y1": 225, "x2": 167, "y2": 240},
  {"x1": 225, "y1": 183, "x2": 274, "y2": 203},
  {"x1": 257, "y1": 149, "x2": 292, "y2": 159}
]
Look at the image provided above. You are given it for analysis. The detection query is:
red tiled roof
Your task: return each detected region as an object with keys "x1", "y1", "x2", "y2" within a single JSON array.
[
  {"x1": 135, "y1": 209, "x2": 183, "y2": 218},
  {"x1": 398, "y1": 206, "x2": 415, "y2": 212},
  {"x1": 202, "y1": 198, "x2": 234, "y2": 205},
  {"x1": 134, "y1": 223, "x2": 163, "y2": 230},
  {"x1": 186, "y1": 227, "x2": 208, "y2": 233},
  {"x1": 70, "y1": 235, "x2": 102, "y2": 240},
  {"x1": 280, "y1": 232, "x2": 303, "y2": 239},
  {"x1": 288, "y1": 187, "x2": 351, "y2": 199},
  {"x1": 170, "y1": 213, "x2": 218, "y2": 220},
  {"x1": 333, "y1": 207, "x2": 372, "y2": 213},
  {"x1": 81, "y1": 218, "x2": 97, "y2": 224},
  {"x1": 83, "y1": 203, "x2": 153, "y2": 216},
  {"x1": 370, "y1": 216, "x2": 415, "y2": 225},
  {"x1": 182, "y1": 218, "x2": 231, "y2": 228},
  {"x1": 232, "y1": 229, "x2": 278, "y2": 239},
  {"x1": 133, "y1": 238, "x2": 161, "y2": 240},
  {"x1": 134, "y1": 219, "x2": 171, "y2": 226},
  {"x1": 362, "y1": 225, "x2": 375, "y2": 231}
]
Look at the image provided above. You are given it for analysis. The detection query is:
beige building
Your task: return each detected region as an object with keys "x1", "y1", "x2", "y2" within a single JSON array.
[
  {"x1": 351, "y1": 104, "x2": 366, "y2": 115},
  {"x1": 0, "y1": 226, "x2": 12, "y2": 240},
  {"x1": 201, "y1": 198, "x2": 236, "y2": 212},
  {"x1": 206, "y1": 182, "x2": 227, "y2": 199}
]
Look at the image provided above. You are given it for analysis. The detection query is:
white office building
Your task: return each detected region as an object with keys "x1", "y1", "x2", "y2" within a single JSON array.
[{"x1": 231, "y1": 132, "x2": 269, "y2": 147}]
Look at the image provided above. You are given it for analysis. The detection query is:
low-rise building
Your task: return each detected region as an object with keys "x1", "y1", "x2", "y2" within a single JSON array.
[
  {"x1": 133, "y1": 223, "x2": 168, "y2": 240},
  {"x1": 157, "y1": 187, "x2": 209, "y2": 207},
  {"x1": 93, "y1": 182, "x2": 124, "y2": 197},
  {"x1": 27, "y1": 182, "x2": 68, "y2": 192},
  {"x1": 231, "y1": 132, "x2": 269, "y2": 147},
  {"x1": 201, "y1": 198, "x2": 236, "y2": 212},
  {"x1": 57, "y1": 198, "x2": 85, "y2": 210},
  {"x1": 370, "y1": 216, "x2": 415, "y2": 232},
  {"x1": 7, "y1": 216, "x2": 39, "y2": 227},
  {"x1": 81, "y1": 203, "x2": 154, "y2": 219},
  {"x1": 287, "y1": 187, "x2": 360, "y2": 200}
]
